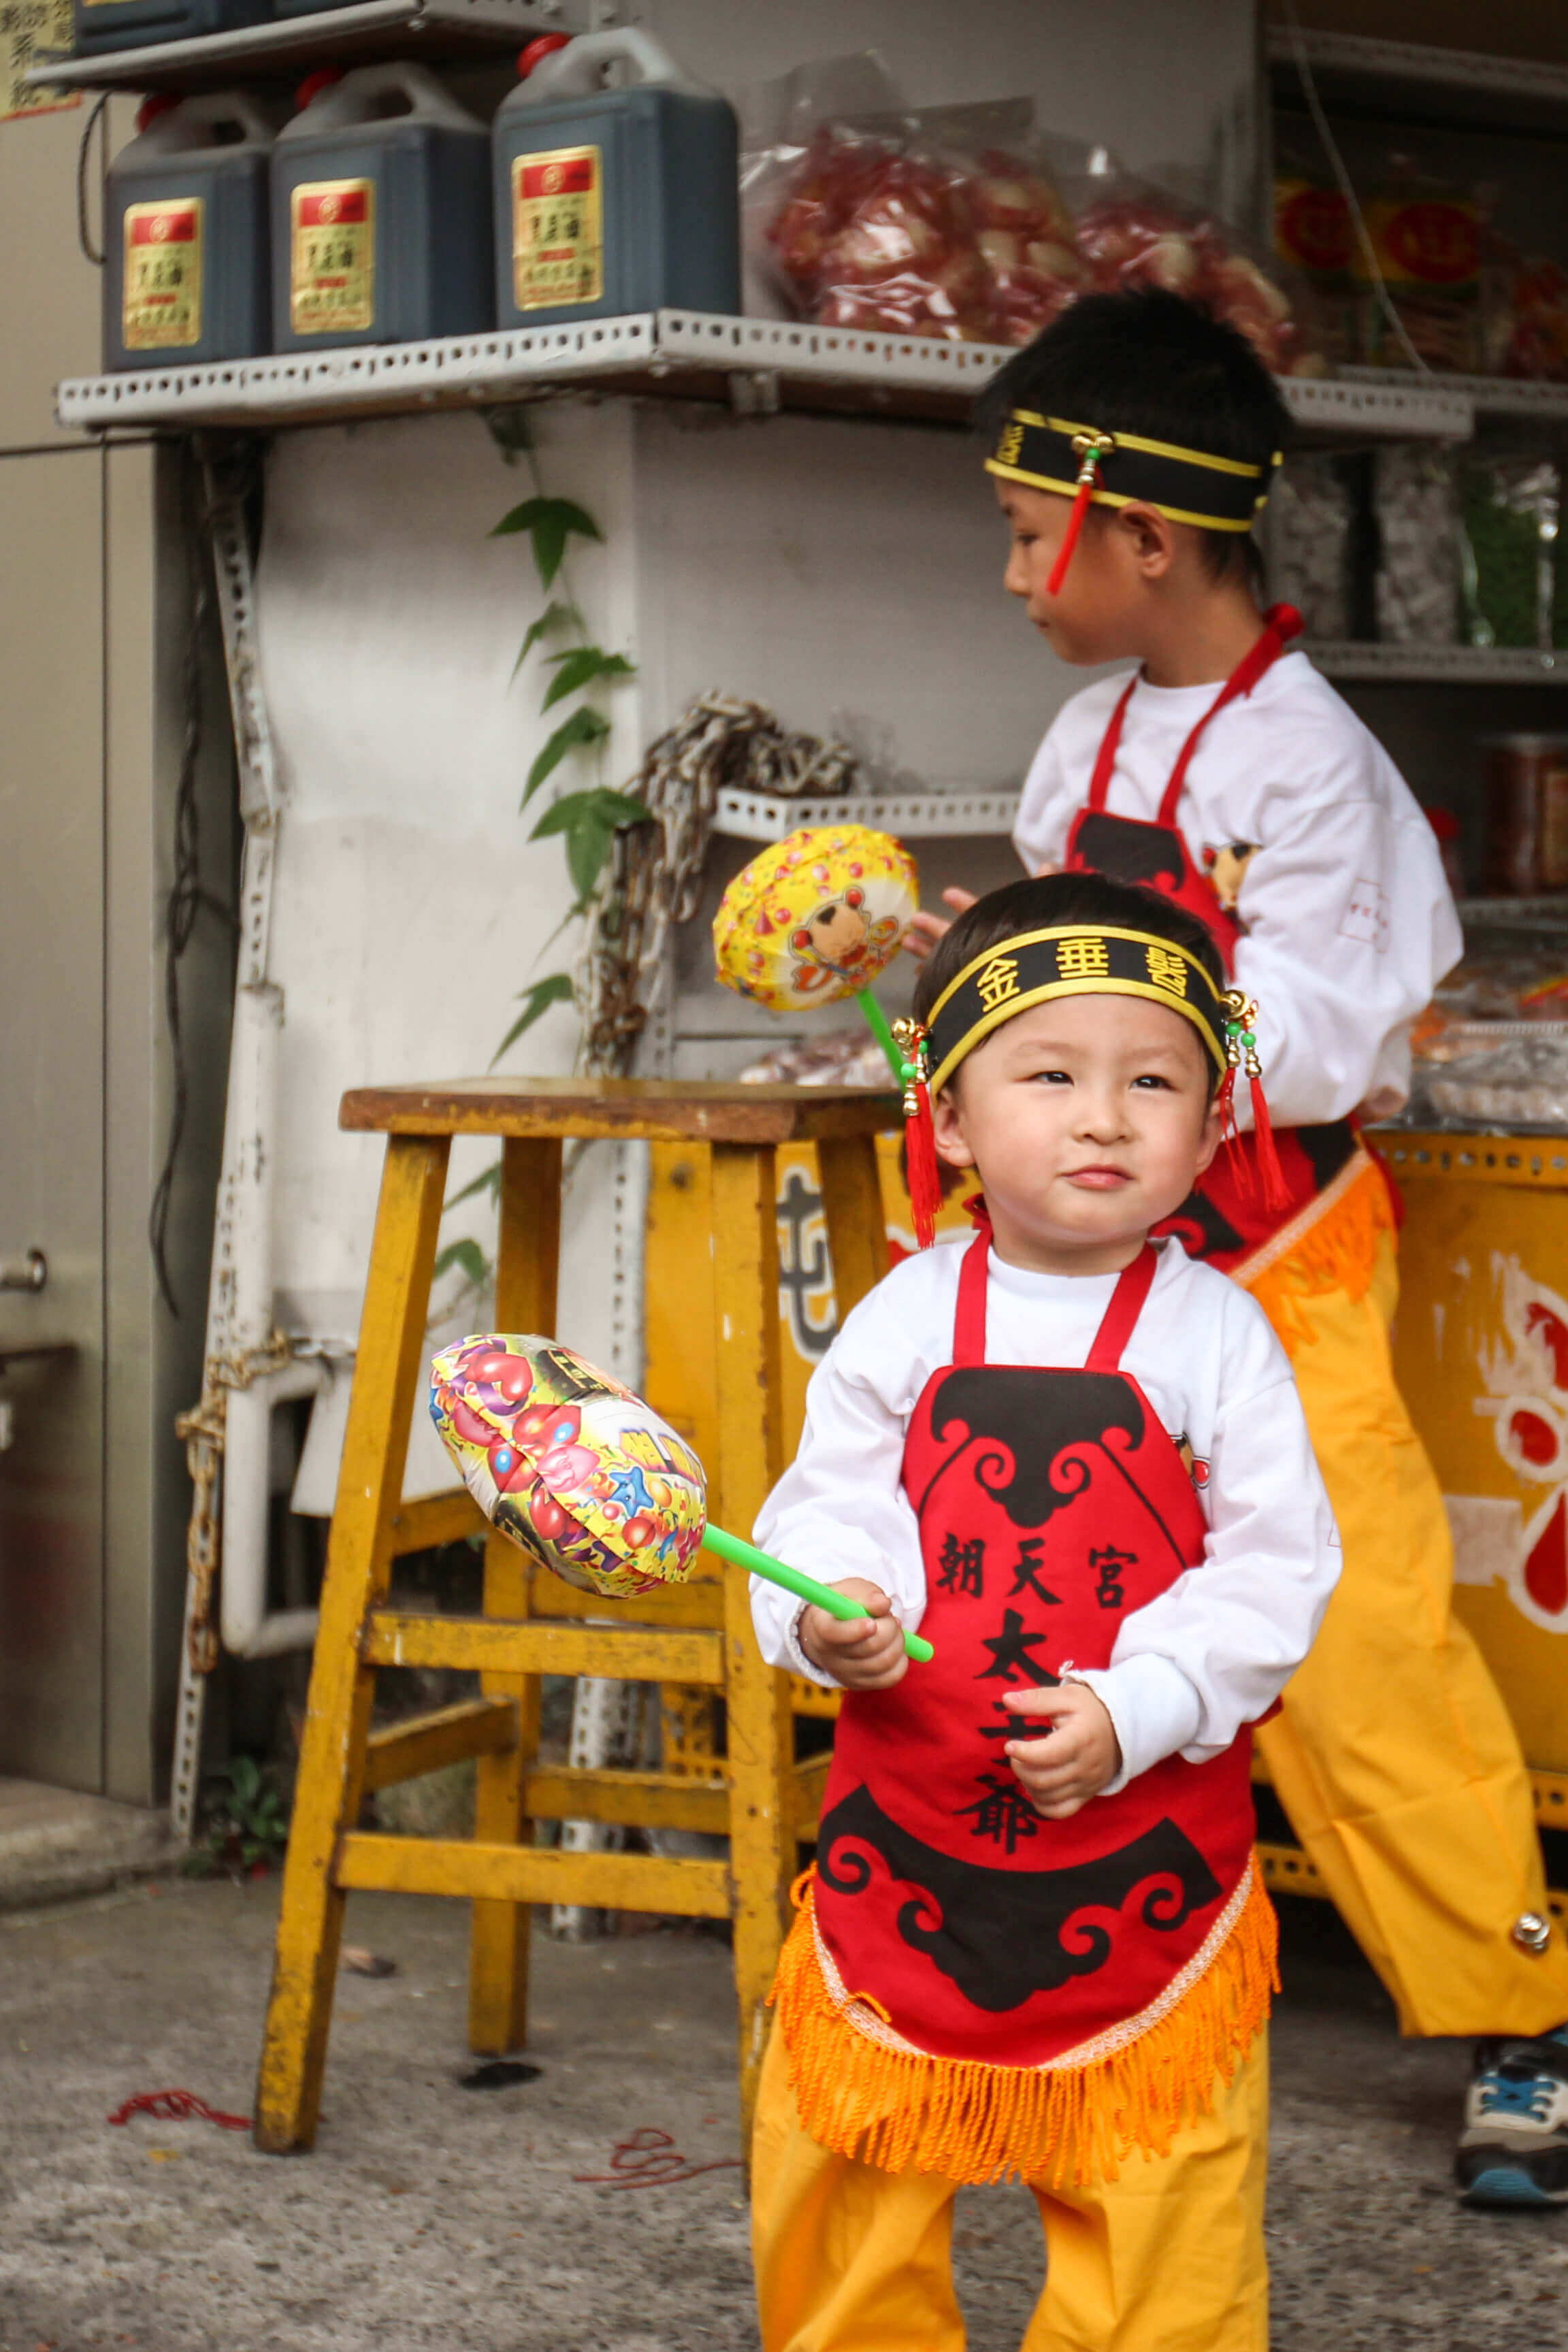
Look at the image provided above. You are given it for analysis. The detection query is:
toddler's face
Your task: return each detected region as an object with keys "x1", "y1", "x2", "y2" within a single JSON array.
[
  {"x1": 932, "y1": 992, "x2": 1220, "y2": 1275},
  {"x1": 996, "y1": 481, "x2": 1158, "y2": 668}
]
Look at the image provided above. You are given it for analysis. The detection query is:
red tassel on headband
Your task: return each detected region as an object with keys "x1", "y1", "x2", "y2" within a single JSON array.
[
  {"x1": 893, "y1": 1019, "x2": 942, "y2": 1250},
  {"x1": 1047, "y1": 430, "x2": 1117, "y2": 597},
  {"x1": 1220, "y1": 992, "x2": 1290, "y2": 1213}
]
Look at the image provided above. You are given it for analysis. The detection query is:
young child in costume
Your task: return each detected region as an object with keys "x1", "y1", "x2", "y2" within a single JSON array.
[
  {"x1": 910, "y1": 289, "x2": 1568, "y2": 2206},
  {"x1": 749, "y1": 870, "x2": 1341, "y2": 2352}
]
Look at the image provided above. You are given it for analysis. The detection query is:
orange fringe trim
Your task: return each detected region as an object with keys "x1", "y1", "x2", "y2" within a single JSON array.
[
  {"x1": 770, "y1": 1870, "x2": 1278, "y2": 2189},
  {"x1": 1232, "y1": 1149, "x2": 1396, "y2": 1354}
]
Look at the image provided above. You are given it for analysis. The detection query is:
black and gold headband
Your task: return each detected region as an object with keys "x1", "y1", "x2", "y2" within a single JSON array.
[
  {"x1": 986, "y1": 410, "x2": 1280, "y2": 535},
  {"x1": 921, "y1": 924, "x2": 1232, "y2": 1098},
  {"x1": 890, "y1": 925, "x2": 1286, "y2": 1250}
]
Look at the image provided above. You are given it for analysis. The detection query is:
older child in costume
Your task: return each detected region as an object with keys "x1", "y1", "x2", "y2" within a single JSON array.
[
  {"x1": 911, "y1": 290, "x2": 1568, "y2": 2206},
  {"x1": 750, "y1": 872, "x2": 1341, "y2": 2352}
]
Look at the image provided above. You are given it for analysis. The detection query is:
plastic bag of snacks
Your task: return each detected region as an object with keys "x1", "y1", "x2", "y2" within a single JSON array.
[
  {"x1": 1270, "y1": 454, "x2": 1357, "y2": 641},
  {"x1": 1459, "y1": 455, "x2": 1563, "y2": 651},
  {"x1": 1066, "y1": 152, "x2": 1319, "y2": 375},
  {"x1": 751, "y1": 80, "x2": 1080, "y2": 343},
  {"x1": 1374, "y1": 445, "x2": 1459, "y2": 647},
  {"x1": 745, "y1": 56, "x2": 1316, "y2": 365},
  {"x1": 1484, "y1": 244, "x2": 1568, "y2": 383},
  {"x1": 1357, "y1": 151, "x2": 1486, "y2": 373},
  {"x1": 1273, "y1": 125, "x2": 1360, "y2": 365}
]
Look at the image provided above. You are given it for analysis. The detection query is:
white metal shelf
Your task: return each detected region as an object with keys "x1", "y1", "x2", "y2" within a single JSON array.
[
  {"x1": 712, "y1": 788, "x2": 1017, "y2": 845},
  {"x1": 56, "y1": 310, "x2": 1476, "y2": 439},
  {"x1": 1308, "y1": 641, "x2": 1567, "y2": 684},
  {"x1": 24, "y1": 0, "x2": 573, "y2": 91},
  {"x1": 1267, "y1": 24, "x2": 1568, "y2": 112},
  {"x1": 1339, "y1": 368, "x2": 1568, "y2": 423}
]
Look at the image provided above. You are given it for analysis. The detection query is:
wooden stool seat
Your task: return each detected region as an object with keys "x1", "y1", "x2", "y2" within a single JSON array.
[{"x1": 253, "y1": 1077, "x2": 898, "y2": 2153}]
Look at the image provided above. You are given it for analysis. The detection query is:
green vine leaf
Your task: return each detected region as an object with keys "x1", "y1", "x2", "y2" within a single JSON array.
[
  {"x1": 540, "y1": 646, "x2": 637, "y2": 711},
  {"x1": 532, "y1": 787, "x2": 651, "y2": 905},
  {"x1": 433, "y1": 1238, "x2": 492, "y2": 1290},
  {"x1": 446, "y1": 1159, "x2": 502, "y2": 1209},
  {"x1": 512, "y1": 599, "x2": 579, "y2": 680},
  {"x1": 491, "y1": 496, "x2": 602, "y2": 590},
  {"x1": 489, "y1": 971, "x2": 575, "y2": 1066},
  {"x1": 523, "y1": 704, "x2": 612, "y2": 805}
]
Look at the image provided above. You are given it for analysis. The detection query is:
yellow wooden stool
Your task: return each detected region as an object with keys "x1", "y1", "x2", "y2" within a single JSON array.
[{"x1": 252, "y1": 1076, "x2": 898, "y2": 2154}]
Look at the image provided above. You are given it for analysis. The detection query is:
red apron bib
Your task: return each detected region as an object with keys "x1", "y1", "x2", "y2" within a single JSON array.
[
  {"x1": 1062, "y1": 605, "x2": 1359, "y2": 1269},
  {"x1": 813, "y1": 1232, "x2": 1256, "y2": 2070}
]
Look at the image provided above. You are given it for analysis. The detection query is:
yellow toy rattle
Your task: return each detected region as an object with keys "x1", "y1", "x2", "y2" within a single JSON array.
[
  {"x1": 429, "y1": 1333, "x2": 934, "y2": 1661},
  {"x1": 711, "y1": 823, "x2": 941, "y2": 1243}
]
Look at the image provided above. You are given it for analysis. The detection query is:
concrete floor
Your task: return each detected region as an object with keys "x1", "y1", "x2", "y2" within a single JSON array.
[{"x1": 0, "y1": 1879, "x2": 1565, "y2": 2351}]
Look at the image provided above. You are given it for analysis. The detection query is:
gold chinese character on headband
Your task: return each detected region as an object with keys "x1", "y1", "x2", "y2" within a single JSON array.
[
  {"x1": 1056, "y1": 936, "x2": 1110, "y2": 980},
  {"x1": 1145, "y1": 944, "x2": 1189, "y2": 997},
  {"x1": 975, "y1": 955, "x2": 1022, "y2": 1011},
  {"x1": 996, "y1": 421, "x2": 1024, "y2": 468}
]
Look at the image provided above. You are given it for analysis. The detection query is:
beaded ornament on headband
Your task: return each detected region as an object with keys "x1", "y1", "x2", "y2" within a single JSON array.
[{"x1": 896, "y1": 921, "x2": 1289, "y2": 1249}]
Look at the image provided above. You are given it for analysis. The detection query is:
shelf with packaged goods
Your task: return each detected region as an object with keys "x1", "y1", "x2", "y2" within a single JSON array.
[
  {"x1": 22, "y1": 0, "x2": 576, "y2": 94},
  {"x1": 1307, "y1": 642, "x2": 1567, "y2": 685},
  {"x1": 711, "y1": 789, "x2": 1018, "y2": 846},
  {"x1": 55, "y1": 309, "x2": 1476, "y2": 439},
  {"x1": 1267, "y1": 24, "x2": 1568, "y2": 130}
]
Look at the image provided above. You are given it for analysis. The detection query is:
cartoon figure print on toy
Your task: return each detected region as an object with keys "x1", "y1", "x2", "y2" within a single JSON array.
[
  {"x1": 712, "y1": 824, "x2": 918, "y2": 1014},
  {"x1": 429, "y1": 1334, "x2": 706, "y2": 1599}
]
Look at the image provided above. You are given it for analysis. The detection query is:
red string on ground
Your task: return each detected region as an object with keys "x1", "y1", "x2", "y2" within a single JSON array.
[
  {"x1": 571, "y1": 2125, "x2": 742, "y2": 2188},
  {"x1": 107, "y1": 2090, "x2": 252, "y2": 2132}
]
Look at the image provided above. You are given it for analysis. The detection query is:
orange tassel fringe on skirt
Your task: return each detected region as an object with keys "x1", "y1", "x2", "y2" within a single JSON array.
[{"x1": 770, "y1": 1866, "x2": 1278, "y2": 2190}]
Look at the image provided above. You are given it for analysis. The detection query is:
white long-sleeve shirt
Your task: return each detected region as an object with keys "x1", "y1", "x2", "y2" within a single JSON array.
[
  {"x1": 1012, "y1": 651, "x2": 1462, "y2": 1128},
  {"x1": 751, "y1": 1235, "x2": 1340, "y2": 1795}
]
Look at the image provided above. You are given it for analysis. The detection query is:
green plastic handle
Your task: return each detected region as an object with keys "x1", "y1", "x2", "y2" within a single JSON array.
[
  {"x1": 701, "y1": 1522, "x2": 934, "y2": 1664},
  {"x1": 854, "y1": 987, "x2": 911, "y2": 1085}
]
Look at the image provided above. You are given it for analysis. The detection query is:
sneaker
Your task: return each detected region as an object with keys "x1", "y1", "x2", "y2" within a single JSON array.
[{"x1": 1456, "y1": 2027, "x2": 1568, "y2": 2206}]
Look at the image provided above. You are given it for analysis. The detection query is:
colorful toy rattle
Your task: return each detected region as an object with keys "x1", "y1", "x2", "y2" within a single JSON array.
[
  {"x1": 711, "y1": 823, "x2": 942, "y2": 1243},
  {"x1": 429, "y1": 1333, "x2": 933, "y2": 1661}
]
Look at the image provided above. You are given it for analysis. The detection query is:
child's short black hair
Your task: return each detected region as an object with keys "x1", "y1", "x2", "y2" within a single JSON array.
[
  {"x1": 977, "y1": 289, "x2": 1292, "y2": 585},
  {"x1": 912, "y1": 869, "x2": 1226, "y2": 1094}
]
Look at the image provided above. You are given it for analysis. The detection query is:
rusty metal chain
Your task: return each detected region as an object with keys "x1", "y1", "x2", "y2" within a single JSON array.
[
  {"x1": 174, "y1": 1330, "x2": 295, "y2": 1673},
  {"x1": 574, "y1": 693, "x2": 858, "y2": 1077}
]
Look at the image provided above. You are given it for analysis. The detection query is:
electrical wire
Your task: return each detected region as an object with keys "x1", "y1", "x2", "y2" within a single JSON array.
[
  {"x1": 76, "y1": 93, "x2": 108, "y2": 267},
  {"x1": 147, "y1": 455, "x2": 237, "y2": 1318},
  {"x1": 1278, "y1": 0, "x2": 1432, "y2": 377}
]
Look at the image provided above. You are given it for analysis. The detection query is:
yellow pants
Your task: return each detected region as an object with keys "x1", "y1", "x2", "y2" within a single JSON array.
[
  {"x1": 751, "y1": 2019, "x2": 1270, "y2": 2352},
  {"x1": 1254, "y1": 1226, "x2": 1568, "y2": 2038}
]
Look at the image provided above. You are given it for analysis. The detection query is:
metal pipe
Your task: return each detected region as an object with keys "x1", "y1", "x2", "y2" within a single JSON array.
[{"x1": 220, "y1": 1354, "x2": 327, "y2": 1659}]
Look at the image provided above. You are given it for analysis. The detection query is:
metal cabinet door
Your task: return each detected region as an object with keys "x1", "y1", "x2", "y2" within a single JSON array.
[{"x1": 0, "y1": 448, "x2": 105, "y2": 1790}]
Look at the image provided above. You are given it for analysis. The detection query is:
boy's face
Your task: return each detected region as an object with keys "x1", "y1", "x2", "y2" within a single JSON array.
[
  {"x1": 998, "y1": 480, "x2": 1174, "y2": 668},
  {"x1": 932, "y1": 992, "x2": 1220, "y2": 1275}
]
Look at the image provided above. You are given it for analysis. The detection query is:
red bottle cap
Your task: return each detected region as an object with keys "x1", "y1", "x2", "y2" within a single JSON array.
[
  {"x1": 518, "y1": 31, "x2": 572, "y2": 78},
  {"x1": 295, "y1": 67, "x2": 342, "y2": 111},
  {"x1": 134, "y1": 93, "x2": 180, "y2": 133}
]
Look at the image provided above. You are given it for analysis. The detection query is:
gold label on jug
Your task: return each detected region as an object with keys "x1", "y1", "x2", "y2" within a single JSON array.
[
  {"x1": 122, "y1": 198, "x2": 203, "y2": 350},
  {"x1": 291, "y1": 179, "x2": 375, "y2": 336},
  {"x1": 512, "y1": 144, "x2": 602, "y2": 310}
]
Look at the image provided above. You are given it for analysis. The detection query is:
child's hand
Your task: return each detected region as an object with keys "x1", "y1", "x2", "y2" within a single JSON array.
[
  {"x1": 903, "y1": 887, "x2": 977, "y2": 960},
  {"x1": 903, "y1": 872, "x2": 1057, "y2": 962},
  {"x1": 798, "y1": 1580, "x2": 909, "y2": 1690},
  {"x1": 1001, "y1": 1684, "x2": 1122, "y2": 1818}
]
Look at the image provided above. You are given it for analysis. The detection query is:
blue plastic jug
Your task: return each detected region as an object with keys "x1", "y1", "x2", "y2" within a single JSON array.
[
  {"x1": 492, "y1": 27, "x2": 739, "y2": 330},
  {"x1": 271, "y1": 63, "x2": 492, "y2": 351},
  {"x1": 104, "y1": 93, "x2": 275, "y2": 369}
]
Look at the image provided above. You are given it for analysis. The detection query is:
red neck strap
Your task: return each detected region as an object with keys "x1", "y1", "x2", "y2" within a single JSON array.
[
  {"x1": 1085, "y1": 604, "x2": 1302, "y2": 825},
  {"x1": 953, "y1": 1232, "x2": 1159, "y2": 1371}
]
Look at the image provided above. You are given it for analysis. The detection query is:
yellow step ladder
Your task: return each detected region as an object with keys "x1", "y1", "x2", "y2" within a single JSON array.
[{"x1": 252, "y1": 1076, "x2": 897, "y2": 2153}]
